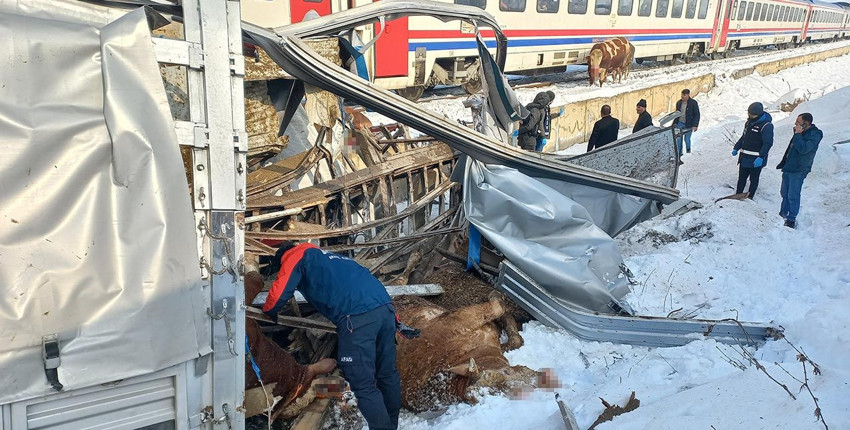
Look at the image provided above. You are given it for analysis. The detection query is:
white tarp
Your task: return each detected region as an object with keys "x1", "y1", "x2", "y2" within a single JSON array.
[{"x1": 0, "y1": 6, "x2": 209, "y2": 404}]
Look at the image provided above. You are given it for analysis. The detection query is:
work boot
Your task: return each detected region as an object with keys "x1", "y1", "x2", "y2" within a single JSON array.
[
  {"x1": 686, "y1": 149, "x2": 691, "y2": 153},
  {"x1": 678, "y1": 159, "x2": 684, "y2": 166},
  {"x1": 784, "y1": 219, "x2": 796, "y2": 229}
]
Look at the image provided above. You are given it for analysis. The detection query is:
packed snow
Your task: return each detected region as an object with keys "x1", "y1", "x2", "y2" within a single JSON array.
[{"x1": 395, "y1": 50, "x2": 850, "y2": 429}]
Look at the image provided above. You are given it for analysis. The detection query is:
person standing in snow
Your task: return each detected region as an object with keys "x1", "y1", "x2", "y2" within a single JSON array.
[
  {"x1": 536, "y1": 90, "x2": 558, "y2": 152},
  {"x1": 675, "y1": 89, "x2": 700, "y2": 162},
  {"x1": 732, "y1": 102, "x2": 774, "y2": 199},
  {"x1": 587, "y1": 105, "x2": 620, "y2": 152},
  {"x1": 633, "y1": 99, "x2": 652, "y2": 133},
  {"x1": 776, "y1": 112, "x2": 822, "y2": 229},
  {"x1": 517, "y1": 92, "x2": 550, "y2": 151}
]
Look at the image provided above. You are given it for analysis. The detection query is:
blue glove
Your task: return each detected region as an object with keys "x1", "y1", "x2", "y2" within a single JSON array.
[
  {"x1": 512, "y1": 130, "x2": 519, "y2": 137},
  {"x1": 753, "y1": 157, "x2": 764, "y2": 168},
  {"x1": 558, "y1": 107, "x2": 565, "y2": 116},
  {"x1": 542, "y1": 138, "x2": 547, "y2": 145},
  {"x1": 731, "y1": 150, "x2": 738, "y2": 156}
]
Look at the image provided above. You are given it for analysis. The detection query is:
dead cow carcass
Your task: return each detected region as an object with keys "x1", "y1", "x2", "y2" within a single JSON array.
[
  {"x1": 394, "y1": 296, "x2": 558, "y2": 412},
  {"x1": 244, "y1": 272, "x2": 337, "y2": 419},
  {"x1": 587, "y1": 37, "x2": 635, "y2": 86}
]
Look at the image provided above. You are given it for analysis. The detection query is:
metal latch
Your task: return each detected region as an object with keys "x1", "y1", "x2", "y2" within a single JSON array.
[
  {"x1": 208, "y1": 299, "x2": 238, "y2": 357},
  {"x1": 212, "y1": 403, "x2": 233, "y2": 429},
  {"x1": 42, "y1": 334, "x2": 63, "y2": 391}
]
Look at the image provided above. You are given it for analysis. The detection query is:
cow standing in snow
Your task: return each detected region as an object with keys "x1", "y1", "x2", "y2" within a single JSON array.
[{"x1": 587, "y1": 37, "x2": 635, "y2": 87}]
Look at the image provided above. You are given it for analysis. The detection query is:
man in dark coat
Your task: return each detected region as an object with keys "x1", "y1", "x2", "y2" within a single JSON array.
[
  {"x1": 517, "y1": 92, "x2": 550, "y2": 151},
  {"x1": 776, "y1": 112, "x2": 822, "y2": 228},
  {"x1": 535, "y1": 90, "x2": 557, "y2": 152},
  {"x1": 587, "y1": 104, "x2": 620, "y2": 152},
  {"x1": 675, "y1": 89, "x2": 700, "y2": 160},
  {"x1": 732, "y1": 102, "x2": 774, "y2": 199},
  {"x1": 262, "y1": 242, "x2": 402, "y2": 430},
  {"x1": 633, "y1": 98, "x2": 652, "y2": 133}
]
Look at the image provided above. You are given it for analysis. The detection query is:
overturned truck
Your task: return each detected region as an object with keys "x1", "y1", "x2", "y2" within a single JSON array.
[{"x1": 0, "y1": 0, "x2": 779, "y2": 429}]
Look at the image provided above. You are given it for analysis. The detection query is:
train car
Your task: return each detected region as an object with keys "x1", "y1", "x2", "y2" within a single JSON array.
[
  {"x1": 805, "y1": 0, "x2": 847, "y2": 41},
  {"x1": 725, "y1": 0, "x2": 810, "y2": 50},
  {"x1": 240, "y1": 0, "x2": 848, "y2": 99}
]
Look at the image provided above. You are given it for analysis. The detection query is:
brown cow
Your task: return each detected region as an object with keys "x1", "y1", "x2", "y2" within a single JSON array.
[
  {"x1": 244, "y1": 271, "x2": 337, "y2": 420},
  {"x1": 588, "y1": 37, "x2": 636, "y2": 87},
  {"x1": 394, "y1": 295, "x2": 559, "y2": 412}
]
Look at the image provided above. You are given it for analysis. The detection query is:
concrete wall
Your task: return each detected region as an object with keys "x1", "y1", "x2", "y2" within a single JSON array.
[{"x1": 546, "y1": 44, "x2": 850, "y2": 152}]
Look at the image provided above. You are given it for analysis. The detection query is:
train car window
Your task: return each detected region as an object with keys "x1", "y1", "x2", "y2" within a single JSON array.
[
  {"x1": 568, "y1": 0, "x2": 588, "y2": 14},
  {"x1": 737, "y1": 1, "x2": 746, "y2": 20},
  {"x1": 760, "y1": 3, "x2": 767, "y2": 20},
  {"x1": 671, "y1": 0, "x2": 683, "y2": 17},
  {"x1": 456, "y1": 0, "x2": 487, "y2": 9},
  {"x1": 500, "y1": 0, "x2": 526, "y2": 11},
  {"x1": 753, "y1": 3, "x2": 760, "y2": 20},
  {"x1": 595, "y1": 0, "x2": 613, "y2": 14},
  {"x1": 686, "y1": 0, "x2": 697, "y2": 18},
  {"x1": 655, "y1": 0, "x2": 668, "y2": 17},
  {"x1": 638, "y1": 0, "x2": 653, "y2": 16},
  {"x1": 730, "y1": 0, "x2": 737, "y2": 20},
  {"x1": 618, "y1": 0, "x2": 635, "y2": 16},
  {"x1": 698, "y1": 0, "x2": 710, "y2": 19},
  {"x1": 537, "y1": 0, "x2": 560, "y2": 12},
  {"x1": 768, "y1": 5, "x2": 774, "y2": 20},
  {"x1": 772, "y1": 5, "x2": 779, "y2": 21},
  {"x1": 745, "y1": 2, "x2": 753, "y2": 20}
]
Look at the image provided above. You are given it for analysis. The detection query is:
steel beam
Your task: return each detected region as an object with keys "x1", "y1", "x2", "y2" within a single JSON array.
[{"x1": 495, "y1": 261, "x2": 780, "y2": 347}]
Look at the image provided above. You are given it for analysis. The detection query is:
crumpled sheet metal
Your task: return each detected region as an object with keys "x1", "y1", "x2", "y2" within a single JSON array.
[
  {"x1": 0, "y1": 7, "x2": 208, "y2": 404},
  {"x1": 463, "y1": 162, "x2": 632, "y2": 313}
]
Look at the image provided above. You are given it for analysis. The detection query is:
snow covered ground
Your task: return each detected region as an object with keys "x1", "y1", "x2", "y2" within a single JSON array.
[{"x1": 396, "y1": 51, "x2": 850, "y2": 429}]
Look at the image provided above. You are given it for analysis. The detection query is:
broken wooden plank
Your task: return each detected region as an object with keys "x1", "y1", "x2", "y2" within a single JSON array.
[
  {"x1": 245, "y1": 207, "x2": 304, "y2": 224},
  {"x1": 323, "y1": 226, "x2": 462, "y2": 252},
  {"x1": 290, "y1": 398, "x2": 332, "y2": 430},
  {"x1": 250, "y1": 143, "x2": 454, "y2": 209},
  {"x1": 244, "y1": 383, "x2": 279, "y2": 418},
  {"x1": 247, "y1": 181, "x2": 454, "y2": 240},
  {"x1": 251, "y1": 284, "x2": 445, "y2": 308},
  {"x1": 246, "y1": 307, "x2": 337, "y2": 333}
]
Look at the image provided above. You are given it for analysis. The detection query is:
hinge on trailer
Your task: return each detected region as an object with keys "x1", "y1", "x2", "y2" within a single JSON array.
[
  {"x1": 207, "y1": 298, "x2": 238, "y2": 357},
  {"x1": 229, "y1": 54, "x2": 245, "y2": 77},
  {"x1": 193, "y1": 125, "x2": 210, "y2": 148},
  {"x1": 42, "y1": 334, "x2": 63, "y2": 391},
  {"x1": 233, "y1": 130, "x2": 248, "y2": 151},
  {"x1": 188, "y1": 44, "x2": 205, "y2": 70}
]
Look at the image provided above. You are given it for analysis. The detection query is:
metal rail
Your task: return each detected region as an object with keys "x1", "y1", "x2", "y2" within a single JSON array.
[{"x1": 495, "y1": 261, "x2": 780, "y2": 347}]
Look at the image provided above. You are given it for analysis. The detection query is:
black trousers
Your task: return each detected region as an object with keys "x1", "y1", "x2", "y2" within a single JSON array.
[
  {"x1": 736, "y1": 166, "x2": 763, "y2": 197},
  {"x1": 337, "y1": 304, "x2": 401, "y2": 430}
]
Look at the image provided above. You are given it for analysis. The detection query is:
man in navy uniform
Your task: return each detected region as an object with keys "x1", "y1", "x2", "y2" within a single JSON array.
[
  {"x1": 732, "y1": 102, "x2": 774, "y2": 199},
  {"x1": 262, "y1": 242, "x2": 402, "y2": 430}
]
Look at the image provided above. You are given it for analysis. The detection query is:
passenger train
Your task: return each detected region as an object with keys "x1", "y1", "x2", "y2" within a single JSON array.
[{"x1": 242, "y1": 0, "x2": 850, "y2": 98}]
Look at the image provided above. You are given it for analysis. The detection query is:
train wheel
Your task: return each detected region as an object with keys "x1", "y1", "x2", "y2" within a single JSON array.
[
  {"x1": 462, "y1": 78, "x2": 483, "y2": 95},
  {"x1": 396, "y1": 86, "x2": 425, "y2": 102}
]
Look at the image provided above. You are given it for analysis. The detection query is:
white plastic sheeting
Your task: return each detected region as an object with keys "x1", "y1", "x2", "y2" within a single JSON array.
[{"x1": 0, "y1": 6, "x2": 209, "y2": 404}]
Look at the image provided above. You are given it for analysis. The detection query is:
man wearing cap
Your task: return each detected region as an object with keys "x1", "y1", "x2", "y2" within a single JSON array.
[
  {"x1": 633, "y1": 99, "x2": 652, "y2": 133},
  {"x1": 732, "y1": 102, "x2": 774, "y2": 199},
  {"x1": 261, "y1": 241, "x2": 403, "y2": 430}
]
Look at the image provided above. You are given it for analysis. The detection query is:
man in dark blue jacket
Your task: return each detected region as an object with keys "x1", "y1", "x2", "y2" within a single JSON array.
[
  {"x1": 732, "y1": 102, "x2": 773, "y2": 198},
  {"x1": 262, "y1": 242, "x2": 401, "y2": 430},
  {"x1": 675, "y1": 89, "x2": 700, "y2": 162},
  {"x1": 776, "y1": 112, "x2": 823, "y2": 228}
]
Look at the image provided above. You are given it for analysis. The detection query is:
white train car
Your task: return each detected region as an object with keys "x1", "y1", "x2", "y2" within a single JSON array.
[{"x1": 240, "y1": 0, "x2": 849, "y2": 98}]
